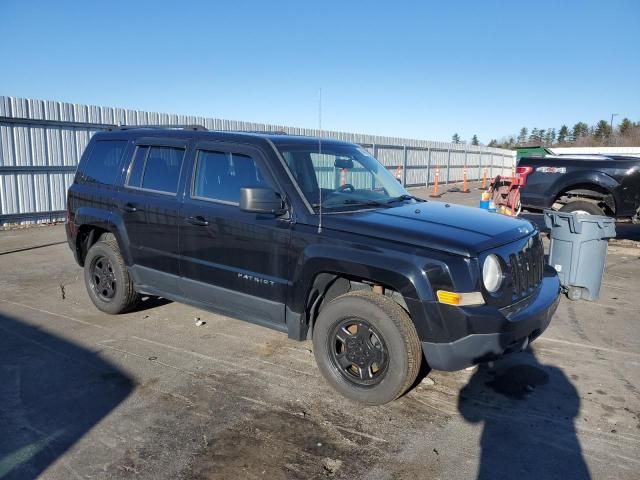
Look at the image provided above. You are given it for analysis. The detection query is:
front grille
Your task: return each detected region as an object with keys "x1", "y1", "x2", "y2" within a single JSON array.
[{"x1": 508, "y1": 234, "x2": 545, "y2": 297}]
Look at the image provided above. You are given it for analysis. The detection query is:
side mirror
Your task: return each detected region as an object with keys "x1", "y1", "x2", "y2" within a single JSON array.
[{"x1": 240, "y1": 187, "x2": 286, "y2": 215}]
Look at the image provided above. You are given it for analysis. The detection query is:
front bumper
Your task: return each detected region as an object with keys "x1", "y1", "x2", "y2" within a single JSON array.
[{"x1": 421, "y1": 268, "x2": 561, "y2": 371}]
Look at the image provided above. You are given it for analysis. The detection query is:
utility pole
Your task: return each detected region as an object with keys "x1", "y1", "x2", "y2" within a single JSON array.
[{"x1": 610, "y1": 113, "x2": 619, "y2": 133}]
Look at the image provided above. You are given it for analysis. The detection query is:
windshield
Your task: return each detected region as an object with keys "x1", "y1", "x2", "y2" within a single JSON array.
[{"x1": 278, "y1": 144, "x2": 410, "y2": 212}]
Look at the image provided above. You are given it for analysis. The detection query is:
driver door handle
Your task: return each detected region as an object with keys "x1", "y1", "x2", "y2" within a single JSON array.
[
  {"x1": 122, "y1": 203, "x2": 137, "y2": 213},
  {"x1": 186, "y1": 215, "x2": 209, "y2": 226}
]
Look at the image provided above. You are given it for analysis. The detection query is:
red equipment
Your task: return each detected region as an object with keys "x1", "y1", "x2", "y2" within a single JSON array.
[{"x1": 488, "y1": 166, "x2": 533, "y2": 216}]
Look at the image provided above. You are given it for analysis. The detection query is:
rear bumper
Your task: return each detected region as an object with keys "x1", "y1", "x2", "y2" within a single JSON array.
[
  {"x1": 65, "y1": 220, "x2": 82, "y2": 265},
  {"x1": 421, "y1": 270, "x2": 560, "y2": 371}
]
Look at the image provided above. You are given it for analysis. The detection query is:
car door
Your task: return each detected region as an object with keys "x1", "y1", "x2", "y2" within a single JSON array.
[
  {"x1": 179, "y1": 141, "x2": 291, "y2": 329},
  {"x1": 119, "y1": 137, "x2": 189, "y2": 294}
]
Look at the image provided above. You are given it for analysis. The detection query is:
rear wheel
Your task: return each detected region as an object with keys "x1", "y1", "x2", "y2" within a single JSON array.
[
  {"x1": 560, "y1": 200, "x2": 606, "y2": 216},
  {"x1": 312, "y1": 290, "x2": 422, "y2": 405},
  {"x1": 84, "y1": 233, "x2": 139, "y2": 314}
]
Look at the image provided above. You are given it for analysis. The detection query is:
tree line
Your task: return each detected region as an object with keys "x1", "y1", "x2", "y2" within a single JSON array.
[{"x1": 451, "y1": 117, "x2": 640, "y2": 149}]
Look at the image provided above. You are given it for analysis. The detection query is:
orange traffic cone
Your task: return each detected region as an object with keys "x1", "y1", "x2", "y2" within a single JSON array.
[
  {"x1": 479, "y1": 167, "x2": 488, "y2": 190},
  {"x1": 462, "y1": 166, "x2": 470, "y2": 193},
  {"x1": 340, "y1": 168, "x2": 347, "y2": 186},
  {"x1": 429, "y1": 168, "x2": 442, "y2": 198}
]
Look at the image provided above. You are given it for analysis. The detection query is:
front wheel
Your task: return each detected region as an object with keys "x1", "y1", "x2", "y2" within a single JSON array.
[{"x1": 312, "y1": 290, "x2": 422, "y2": 405}]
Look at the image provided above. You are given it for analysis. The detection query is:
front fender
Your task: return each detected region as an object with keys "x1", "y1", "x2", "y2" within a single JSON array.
[{"x1": 289, "y1": 243, "x2": 464, "y2": 342}]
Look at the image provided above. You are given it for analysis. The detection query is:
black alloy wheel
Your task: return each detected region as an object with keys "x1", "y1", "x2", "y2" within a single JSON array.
[
  {"x1": 312, "y1": 290, "x2": 423, "y2": 405},
  {"x1": 328, "y1": 318, "x2": 389, "y2": 386},
  {"x1": 90, "y1": 255, "x2": 117, "y2": 301}
]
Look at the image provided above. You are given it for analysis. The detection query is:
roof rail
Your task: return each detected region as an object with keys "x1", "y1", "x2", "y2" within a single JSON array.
[
  {"x1": 232, "y1": 130, "x2": 289, "y2": 135},
  {"x1": 108, "y1": 124, "x2": 208, "y2": 131},
  {"x1": 548, "y1": 154, "x2": 612, "y2": 160}
]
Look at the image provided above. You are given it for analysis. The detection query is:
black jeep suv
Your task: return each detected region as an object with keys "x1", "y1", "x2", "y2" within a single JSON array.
[{"x1": 66, "y1": 126, "x2": 560, "y2": 404}]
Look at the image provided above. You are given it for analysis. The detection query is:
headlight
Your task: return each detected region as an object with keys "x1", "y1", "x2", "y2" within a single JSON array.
[{"x1": 483, "y1": 254, "x2": 503, "y2": 293}]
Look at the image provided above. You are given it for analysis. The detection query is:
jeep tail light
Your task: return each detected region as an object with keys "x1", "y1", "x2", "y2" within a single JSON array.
[
  {"x1": 515, "y1": 166, "x2": 534, "y2": 185},
  {"x1": 66, "y1": 199, "x2": 74, "y2": 224}
]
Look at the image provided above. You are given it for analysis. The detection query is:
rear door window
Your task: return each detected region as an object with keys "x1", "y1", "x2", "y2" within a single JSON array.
[
  {"x1": 126, "y1": 146, "x2": 148, "y2": 188},
  {"x1": 126, "y1": 146, "x2": 185, "y2": 194},
  {"x1": 81, "y1": 140, "x2": 127, "y2": 184}
]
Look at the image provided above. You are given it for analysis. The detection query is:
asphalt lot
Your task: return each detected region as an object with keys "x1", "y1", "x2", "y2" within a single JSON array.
[{"x1": 1, "y1": 184, "x2": 639, "y2": 479}]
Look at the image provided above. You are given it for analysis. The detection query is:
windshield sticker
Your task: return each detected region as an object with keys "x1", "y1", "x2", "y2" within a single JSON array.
[{"x1": 536, "y1": 166, "x2": 566, "y2": 174}]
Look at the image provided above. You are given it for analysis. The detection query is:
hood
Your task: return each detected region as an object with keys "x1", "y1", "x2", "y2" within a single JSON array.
[{"x1": 320, "y1": 201, "x2": 536, "y2": 257}]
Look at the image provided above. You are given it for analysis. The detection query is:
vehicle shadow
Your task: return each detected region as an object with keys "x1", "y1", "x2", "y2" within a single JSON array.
[
  {"x1": 129, "y1": 295, "x2": 172, "y2": 313},
  {"x1": 458, "y1": 349, "x2": 590, "y2": 480},
  {"x1": 0, "y1": 313, "x2": 133, "y2": 479}
]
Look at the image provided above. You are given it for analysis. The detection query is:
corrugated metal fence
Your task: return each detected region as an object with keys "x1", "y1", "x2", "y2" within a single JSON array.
[{"x1": 0, "y1": 96, "x2": 516, "y2": 224}]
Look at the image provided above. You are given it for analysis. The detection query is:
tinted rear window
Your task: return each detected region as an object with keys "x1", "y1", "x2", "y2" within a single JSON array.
[
  {"x1": 126, "y1": 146, "x2": 185, "y2": 194},
  {"x1": 127, "y1": 146, "x2": 148, "y2": 188},
  {"x1": 81, "y1": 140, "x2": 127, "y2": 184}
]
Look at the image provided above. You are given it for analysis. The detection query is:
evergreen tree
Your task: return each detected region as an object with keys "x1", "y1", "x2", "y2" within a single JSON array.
[
  {"x1": 548, "y1": 128, "x2": 556, "y2": 145},
  {"x1": 529, "y1": 128, "x2": 540, "y2": 143},
  {"x1": 539, "y1": 129, "x2": 546, "y2": 143},
  {"x1": 517, "y1": 127, "x2": 528, "y2": 145},
  {"x1": 619, "y1": 118, "x2": 633, "y2": 136},
  {"x1": 471, "y1": 134, "x2": 479, "y2": 146},
  {"x1": 594, "y1": 120, "x2": 612, "y2": 140},
  {"x1": 488, "y1": 139, "x2": 498, "y2": 147},
  {"x1": 572, "y1": 122, "x2": 589, "y2": 140},
  {"x1": 452, "y1": 133, "x2": 461, "y2": 144},
  {"x1": 557, "y1": 125, "x2": 569, "y2": 143}
]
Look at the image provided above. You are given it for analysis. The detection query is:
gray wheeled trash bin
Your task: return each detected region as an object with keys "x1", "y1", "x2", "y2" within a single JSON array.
[{"x1": 544, "y1": 209, "x2": 616, "y2": 301}]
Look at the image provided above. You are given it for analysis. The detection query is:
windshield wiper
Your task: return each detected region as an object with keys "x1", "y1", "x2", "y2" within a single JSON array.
[
  {"x1": 336, "y1": 199, "x2": 389, "y2": 208},
  {"x1": 386, "y1": 194, "x2": 426, "y2": 204}
]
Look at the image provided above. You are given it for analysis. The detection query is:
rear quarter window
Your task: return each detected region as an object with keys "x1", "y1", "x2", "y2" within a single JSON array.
[{"x1": 80, "y1": 140, "x2": 128, "y2": 185}]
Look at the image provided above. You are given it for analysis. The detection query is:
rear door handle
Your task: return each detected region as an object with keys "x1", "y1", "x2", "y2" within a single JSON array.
[
  {"x1": 122, "y1": 203, "x2": 137, "y2": 213},
  {"x1": 186, "y1": 215, "x2": 209, "y2": 226}
]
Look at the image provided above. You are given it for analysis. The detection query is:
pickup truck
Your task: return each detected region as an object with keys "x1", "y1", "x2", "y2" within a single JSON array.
[
  {"x1": 517, "y1": 154, "x2": 640, "y2": 221},
  {"x1": 66, "y1": 126, "x2": 560, "y2": 405}
]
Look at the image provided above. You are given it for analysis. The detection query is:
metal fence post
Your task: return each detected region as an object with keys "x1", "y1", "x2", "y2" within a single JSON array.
[
  {"x1": 464, "y1": 148, "x2": 468, "y2": 183},
  {"x1": 425, "y1": 147, "x2": 431, "y2": 187},
  {"x1": 489, "y1": 152, "x2": 494, "y2": 178},
  {"x1": 372, "y1": 143, "x2": 377, "y2": 190},
  {"x1": 446, "y1": 148, "x2": 451, "y2": 184},
  {"x1": 402, "y1": 145, "x2": 408, "y2": 186}
]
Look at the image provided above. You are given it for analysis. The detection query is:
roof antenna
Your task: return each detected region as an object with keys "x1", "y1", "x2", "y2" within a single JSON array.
[{"x1": 317, "y1": 87, "x2": 323, "y2": 234}]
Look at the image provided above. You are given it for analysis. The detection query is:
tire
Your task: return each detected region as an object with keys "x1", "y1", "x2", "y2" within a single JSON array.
[
  {"x1": 84, "y1": 233, "x2": 139, "y2": 314},
  {"x1": 312, "y1": 290, "x2": 422, "y2": 405},
  {"x1": 560, "y1": 200, "x2": 606, "y2": 216}
]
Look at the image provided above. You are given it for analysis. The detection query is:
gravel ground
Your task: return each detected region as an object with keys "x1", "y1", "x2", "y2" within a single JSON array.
[{"x1": 1, "y1": 191, "x2": 639, "y2": 480}]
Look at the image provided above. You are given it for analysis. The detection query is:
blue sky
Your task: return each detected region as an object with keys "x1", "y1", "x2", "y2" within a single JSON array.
[{"x1": 1, "y1": 0, "x2": 638, "y2": 143}]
